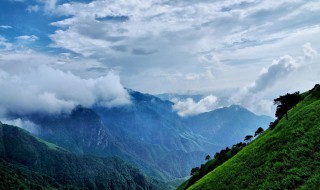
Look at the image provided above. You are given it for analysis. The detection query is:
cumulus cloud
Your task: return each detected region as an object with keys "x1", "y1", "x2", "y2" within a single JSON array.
[
  {"x1": 0, "y1": 65, "x2": 130, "y2": 115},
  {"x1": 172, "y1": 95, "x2": 218, "y2": 117},
  {"x1": 231, "y1": 55, "x2": 297, "y2": 115},
  {"x1": 245, "y1": 55, "x2": 297, "y2": 93},
  {"x1": 231, "y1": 43, "x2": 320, "y2": 116},
  {"x1": 39, "y1": 0, "x2": 318, "y2": 94}
]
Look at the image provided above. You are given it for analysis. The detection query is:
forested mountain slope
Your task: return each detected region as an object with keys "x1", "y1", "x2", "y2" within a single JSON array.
[{"x1": 0, "y1": 123, "x2": 167, "y2": 190}]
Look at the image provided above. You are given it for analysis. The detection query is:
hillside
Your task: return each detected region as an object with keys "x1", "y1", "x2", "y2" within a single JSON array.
[
  {"x1": 182, "y1": 85, "x2": 320, "y2": 190},
  {"x1": 0, "y1": 123, "x2": 167, "y2": 190}
]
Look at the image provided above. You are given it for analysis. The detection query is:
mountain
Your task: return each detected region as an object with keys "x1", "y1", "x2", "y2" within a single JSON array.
[
  {"x1": 180, "y1": 84, "x2": 320, "y2": 190},
  {"x1": 93, "y1": 90, "x2": 214, "y2": 178},
  {"x1": 0, "y1": 122, "x2": 168, "y2": 190},
  {"x1": 184, "y1": 105, "x2": 273, "y2": 146},
  {"x1": 22, "y1": 106, "x2": 171, "y2": 180},
  {"x1": 10, "y1": 90, "x2": 273, "y2": 182}
]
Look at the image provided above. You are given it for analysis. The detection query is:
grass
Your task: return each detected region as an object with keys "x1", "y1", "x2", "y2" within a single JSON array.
[{"x1": 184, "y1": 85, "x2": 320, "y2": 190}]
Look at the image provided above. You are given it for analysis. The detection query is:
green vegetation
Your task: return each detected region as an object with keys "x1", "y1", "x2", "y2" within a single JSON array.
[
  {"x1": 178, "y1": 142, "x2": 247, "y2": 190},
  {"x1": 180, "y1": 84, "x2": 320, "y2": 190},
  {"x1": 0, "y1": 123, "x2": 168, "y2": 190}
]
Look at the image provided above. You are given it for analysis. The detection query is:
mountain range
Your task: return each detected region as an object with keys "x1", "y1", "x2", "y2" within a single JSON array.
[{"x1": 2, "y1": 90, "x2": 273, "y2": 187}]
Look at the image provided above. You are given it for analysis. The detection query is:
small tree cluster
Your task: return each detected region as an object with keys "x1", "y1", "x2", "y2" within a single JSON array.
[
  {"x1": 244, "y1": 135, "x2": 253, "y2": 143},
  {"x1": 187, "y1": 142, "x2": 247, "y2": 189},
  {"x1": 254, "y1": 127, "x2": 264, "y2": 137},
  {"x1": 205, "y1": 155, "x2": 211, "y2": 161},
  {"x1": 268, "y1": 91, "x2": 301, "y2": 130},
  {"x1": 244, "y1": 127, "x2": 265, "y2": 144},
  {"x1": 274, "y1": 91, "x2": 301, "y2": 120},
  {"x1": 190, "y1": 167, "x2": 199, "y2": 176},
  {"x1": 269, "y1": 119, "x2": 279, "y2": 130}
]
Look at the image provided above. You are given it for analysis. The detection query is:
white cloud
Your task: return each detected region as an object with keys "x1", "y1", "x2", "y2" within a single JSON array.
[
  {"x1": 39, "y1": 0, "x2": 320, "y2": 95},
  {"x1": 231, "y1": 43, "x2": 319, "y2": 116},
  {"x1": 0, "y1": 64, "x2": 130, "y2": 115},
  {"x1": 172, "y1": 95, "x2": 218, "y2": 117},
  {"x1": 0, "y1": 36, "x2": 13, "y2": 50},
  {"x1": 27, "y1": 5, "x2": 40, "y2": 13},
  {"x1": 303, "y1": 42, "x2": 318, "y2": 61},
  {"x1": 1, "y1": 118, "x2": 39, "y2": 135},
  {"x1": 2, "y1": 0, "x2": 320, "y2": 117},
  {"x1": 231, "y1": 55, "x2": 297, "y2": 115},
  {"x1": 0, "y1": 25, "x2": 12, "y2": 29},
  {"x1": 16, "y1": 35, "x2": 39, "y2": 42},
  {"x1": 246, "y1": 55, "x2": 297, "y2": 93}
]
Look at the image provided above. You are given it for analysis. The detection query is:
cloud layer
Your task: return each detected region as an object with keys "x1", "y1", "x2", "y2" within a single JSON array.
[
  {"x1": 1, "y1": 118, "x2": 39, "y2": 135},
  {"x1": 172, "y1": 95, "x2": 218, "y2": 117},
  {"x1": 32, "y1": 0, "x2": 319, "y2": 94},
  {"x1": 0, "y1": 65, "x2": 130, "y2": 115}
]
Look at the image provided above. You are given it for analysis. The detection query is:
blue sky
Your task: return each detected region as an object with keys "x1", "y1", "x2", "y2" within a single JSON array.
[{"x1": 0, "y1": 0, "x2": 320, "y2": 116}]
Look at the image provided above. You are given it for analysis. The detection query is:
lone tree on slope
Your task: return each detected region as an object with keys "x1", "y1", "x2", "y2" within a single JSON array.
[
  {"x1": 254, "y1": 127, "x2": 264, "y2": 137},
  {"x1": 205, "y1": 155, "x2": 211, "y2": 161},
  {"x1": 244, "y1": 135, "x2": 253, "y2": 143},
  {"x1": 274, "y1": 91, "x2": 301, "y2": 120}
]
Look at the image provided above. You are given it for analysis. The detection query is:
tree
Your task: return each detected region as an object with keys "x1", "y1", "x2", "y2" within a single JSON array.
[
  {"x1": 244, "y1": 135, "x2": 253, "y2": 143},
  {"x1": 190, "y1": 167, "x2": 199, "y2": 176},
  {"x1": 205, "y1": 155, "x2": 211, "y2": 161},
  {"x1": 214, "y1": 152, "x2": 220, "y2": 159},
  {"x1": 269, "y1": 119, "x2": 279, "y2": 130},
  {"x1": 254, "y1": 127, "x2": 264, "y2": 137},
  {"x1": 274, "y1": 91, "x2": 301, "y2": 120}
]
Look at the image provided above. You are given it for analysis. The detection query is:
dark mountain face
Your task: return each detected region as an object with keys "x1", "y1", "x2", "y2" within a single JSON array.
[
  {"x1": 184, "y1": 105, "x2": 273, "y2": 146},
  {"x1": 21, "y1": 106, "x2": 173, "y2": 180},
  {"x1": 0, "y1": 123, "x2": 168, "y2": 190},
  {"x1": 11, "y1": 90, "x2": 272, "y2": 181},
  {"x1": 25, "y1": 107, "x2": 123, "y2": 157},
  {"x1": 93, "y1": 90, "x2": 213, "y2": 178}
]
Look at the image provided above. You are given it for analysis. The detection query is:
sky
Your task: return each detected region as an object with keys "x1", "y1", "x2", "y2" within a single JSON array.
[{"x1": 0, "y1": 0, "x2": 320, "y2": 116}]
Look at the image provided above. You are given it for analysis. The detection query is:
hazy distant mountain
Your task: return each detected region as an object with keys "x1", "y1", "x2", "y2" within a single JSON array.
[{"x1": 184, "y1": 105, "x2": 273, "y2": 146}]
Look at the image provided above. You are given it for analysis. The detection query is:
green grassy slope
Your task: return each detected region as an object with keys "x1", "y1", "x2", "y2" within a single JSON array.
[
  {"x1": 0, "y1": 122, "x2": 168, "y2": 190},
  {"x1": 186, "y1": 85, "x2": 320, "y2": 190}
]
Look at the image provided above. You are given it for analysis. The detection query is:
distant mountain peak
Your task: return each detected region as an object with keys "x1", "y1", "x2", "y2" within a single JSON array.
[{"x1": 228, "y1": 105, "x2": 245, "y2": 111}]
